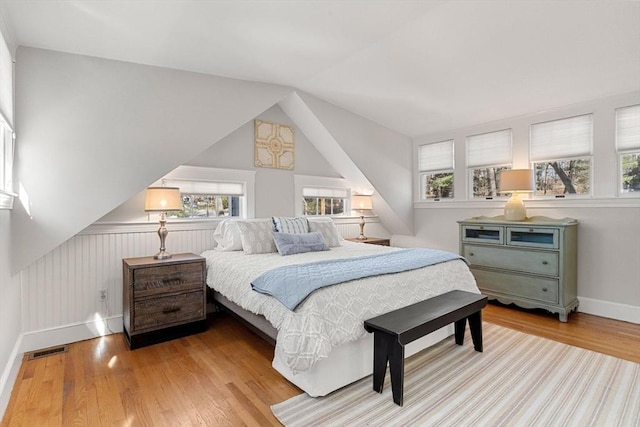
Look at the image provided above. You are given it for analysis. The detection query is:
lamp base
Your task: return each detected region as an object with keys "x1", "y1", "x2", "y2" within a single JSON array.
[
  {"x1": 357, "y1": 214, "x2": 367, "y2": 240},
  {"x1": 153, "y1": 250, "x2": 172, "y2": 260},
  {"x1": 504, "y1": 194, "x2": 527, "y2": 221}
]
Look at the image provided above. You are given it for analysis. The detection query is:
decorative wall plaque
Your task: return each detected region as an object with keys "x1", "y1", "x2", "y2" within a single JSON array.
[{"x1": 254, "y1": 120, "x2": 295, "y2": 170}]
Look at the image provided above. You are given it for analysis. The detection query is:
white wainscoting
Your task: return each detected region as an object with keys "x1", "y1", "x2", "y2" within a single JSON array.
[{"x1": 19, "y1": 217, "x2": 385, "y2": 352}]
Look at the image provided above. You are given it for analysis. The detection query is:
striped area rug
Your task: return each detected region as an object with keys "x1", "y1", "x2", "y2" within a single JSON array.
[{"x1": 272, "y1": 323, "x2": 640, "y2": 426}]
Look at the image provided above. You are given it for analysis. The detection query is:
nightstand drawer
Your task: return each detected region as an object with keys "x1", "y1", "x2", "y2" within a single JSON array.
[
  {"x1": 133, "y1": 291, "x2": 205, "y2": 332},
  {"x1": 463, "y1": 245, "x2": 558, "y2": 276},
  {"x1": 472, "y1": 268, "x2": 559, "y2": 304},
  {"x1": 133, "y1": 262, "x2": 204, "y2": 298}
]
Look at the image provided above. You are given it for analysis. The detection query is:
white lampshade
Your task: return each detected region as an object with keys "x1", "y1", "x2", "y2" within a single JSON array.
[
  {"x1": 499, "y1": 169, "x2": 535, "y2": 193},
  {"x1": 144, "y1": 187, "x2": 182, "y2": 212},
  {"x1": 352, "y1": 195, "x2": 373, "y2": 210}
]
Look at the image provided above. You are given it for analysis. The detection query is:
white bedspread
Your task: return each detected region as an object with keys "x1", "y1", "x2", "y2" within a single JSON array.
[{"x1": 202, "y1": 241, "x2": 479, "y2": 374}]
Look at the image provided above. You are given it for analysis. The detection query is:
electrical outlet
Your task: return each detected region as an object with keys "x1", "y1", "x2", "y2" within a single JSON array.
[{"x1": 99, "y1": 289, "x2": 108, "y2": 302}]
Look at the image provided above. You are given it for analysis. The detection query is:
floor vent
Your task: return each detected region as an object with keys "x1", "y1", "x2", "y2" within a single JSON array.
[{"x1": 28, "y1": 345, "x2": 69, "y2": 360}]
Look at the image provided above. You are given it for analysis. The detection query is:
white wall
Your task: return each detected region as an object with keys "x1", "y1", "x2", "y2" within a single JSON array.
[
  {"x1": 285, "y1": 92, "x2": 414, "y2": 235},
  {"x1": 0, "y1": 211, "x2": 22, "y2": 417},
  {"x1": 409, "y1": 92, "x2": 640, "y2": 323},
  {"x1": 185, "y1": 104, "x2": 342, "y2": 218},
  {"x1": 12, "y1": 47, "x2": 292, "y2": 273}
]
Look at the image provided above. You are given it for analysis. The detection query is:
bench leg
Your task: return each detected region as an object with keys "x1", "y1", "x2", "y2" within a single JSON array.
[
  {"x1": 372, "y1": 332, "x2": 390, "y2": 394},
  {"x1": 468, "y1": 311, "x2": 483, "y2": 352},
  {"x1": 454, "y1": 317, "x2": 466, "y2": 345},
  {"x1": 388, "y1": 339, "x2": 405, "y2": 406}
]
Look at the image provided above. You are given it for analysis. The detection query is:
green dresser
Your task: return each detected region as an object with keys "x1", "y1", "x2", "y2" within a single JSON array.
[{"x1": 458, "y1": 216, "x2": 578, "y2": 322}]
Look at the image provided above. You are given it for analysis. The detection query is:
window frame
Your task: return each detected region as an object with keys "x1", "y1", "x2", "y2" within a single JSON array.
[
  {"x1": 529, "y1": 114, "x2": 593, "y2": 198},
  {"x1": 418, "y1": 140, "x2": 455, "y2": 201},
  {"x1": 294, "y1": 175, "x2": 353, "y2": 218},
  {"x1": 615, "y1": 104, "x2": 640, "y2": 197},
  {"x1": 466, "y1": 129, "x2": 512, "y2": 199},
  {"x1": 0, "y1": 120, "x2": 15, "y2": 209},
  {"x1": 154, "y1": 166, "x2": 255, "y2": 219},
  {"x1": 301, "y1": 186, "x2": 350, "y2": 216}
]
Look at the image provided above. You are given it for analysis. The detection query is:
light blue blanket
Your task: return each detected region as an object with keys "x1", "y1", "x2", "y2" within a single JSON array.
[{"x1": 251, "y1": 248, "x2": 466, "y2": 311}]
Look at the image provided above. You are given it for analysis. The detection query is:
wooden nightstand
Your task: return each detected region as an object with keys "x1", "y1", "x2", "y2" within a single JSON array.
[
  {"x1": 345, "y1": 237, "x2": 391, "y2": 246},
  {"x1": 122, "y1": 253, "x2": 207, "y2": 349}
]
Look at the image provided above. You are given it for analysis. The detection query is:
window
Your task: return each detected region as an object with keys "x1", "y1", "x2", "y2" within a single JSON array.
[
  {"x1": 162, "y1": 179, "x2": 244, "y2": 218},
  {"x1": 302, "y1": 187, "x2": 349, "y2": 215},
  {"x1": 530, "y1": 114, "x2": 592, "y2": 196},
  {"x1": 616, "y1": 105, "x2": 640, "y2": 195},
  {"x1": 0, "y1": 29, "x2": 14, "y2": 209},
  {"x1": 467, "y1": 129, "x2": 512, "y2": 198},
  {"x1": 418, "y1": 140, "x2": 454, "y2": 199}
]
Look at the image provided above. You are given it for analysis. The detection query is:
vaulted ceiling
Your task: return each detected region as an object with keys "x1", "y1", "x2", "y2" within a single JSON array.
[{"x1": 1, "y1": 1, "x2": 638, "y2": 137}]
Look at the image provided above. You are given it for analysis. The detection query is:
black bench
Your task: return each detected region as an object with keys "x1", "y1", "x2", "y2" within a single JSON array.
[{"x1": 363, "y1": 290, "x2": 488, "y2": 406}]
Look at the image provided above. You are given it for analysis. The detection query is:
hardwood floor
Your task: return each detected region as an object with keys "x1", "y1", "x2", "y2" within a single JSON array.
[{"x1": 2, "y1": 303, "x2": 639, "y2": 426}]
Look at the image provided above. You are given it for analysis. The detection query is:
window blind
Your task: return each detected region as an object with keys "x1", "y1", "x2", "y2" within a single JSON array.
[
  {"x1": 467, "y1": 129, "x2": 512, "y2": 167},
  {"x1": 530, "y1": 114, "x2": 592, "y2": 161},
  {"x1": 418, "y1": 140, "x2": 454, "y2": 172},
  {"x1": 302, "y1": 187, "x2": 349, "y2": 199},
  {"x1": 0, "y1": 31, "x2": 12, "y2": 128},
  {"x1": 162, "y1": 179, "x2": 244, "y2": 196},
  {"x1": 616, "y1": 105, "x2": 640, "y2": 152}
]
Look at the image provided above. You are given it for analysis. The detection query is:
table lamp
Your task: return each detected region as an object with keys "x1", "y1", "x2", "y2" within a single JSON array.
[
  {"x1": 145, "y1": 187, "x2": 183, "y2": 259},
  {"x1": 498, "y1": 169, "x2": 535, "y2": 221},
  {"x1": 352, "y1": 195, "x2": 373, "y2": 240}
]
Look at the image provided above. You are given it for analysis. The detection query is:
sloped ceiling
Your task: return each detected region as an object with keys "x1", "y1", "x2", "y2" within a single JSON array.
[{"x1": 2, "y1": 1, "x2": 639, "y2": 137}]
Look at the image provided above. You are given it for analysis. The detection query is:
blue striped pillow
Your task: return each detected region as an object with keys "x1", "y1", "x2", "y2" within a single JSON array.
[{"x1": 272, "y1": 216, "x2": 309, "y2": 234}]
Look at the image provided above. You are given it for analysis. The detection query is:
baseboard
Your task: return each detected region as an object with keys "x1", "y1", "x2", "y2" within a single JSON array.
[
  {"x1": 0, "y1": 333, "x2": 23, "y2": 420},
  {"x1": 21, "y1": 315, "x2": 123, "y2": 354},
  {"x1": 578, "y1": 297, "x2": 640, "y2": 324}
]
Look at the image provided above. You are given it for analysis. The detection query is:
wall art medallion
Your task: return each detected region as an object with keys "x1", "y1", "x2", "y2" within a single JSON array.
[{"x1": 254, "y1": 120, "x2": 295, "y2": 170}]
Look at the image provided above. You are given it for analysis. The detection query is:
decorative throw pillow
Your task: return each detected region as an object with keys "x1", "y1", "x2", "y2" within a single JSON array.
[
  {"x1": 272, "y1": 216, "x2": 309, "y2": 234},
  {"x1": 272, "y1": 231, "x2": 329, "y2": 256},
  {"x1": 236, "y1": 219, "x2": 277, "y2": 254},
  {"x1": 308, "y1": 218, "x2": 343, "y2": 247},
  {"x1": 213, "y1": 220, "x2": 243, "y2": 251}
]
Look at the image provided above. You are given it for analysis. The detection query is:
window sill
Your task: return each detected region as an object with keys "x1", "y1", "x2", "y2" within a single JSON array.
[
  {"x1": 0, "y1": 191, "x2": 15, "y2": 210},
  {"x1": 414, "y1": 197, "x2": 640, "y2": 209}
]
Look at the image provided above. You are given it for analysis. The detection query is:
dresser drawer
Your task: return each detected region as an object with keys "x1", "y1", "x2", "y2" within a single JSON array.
[
  {"x1": 133, "y1": 291, "x2": 205, "y2": 332},
  {"x1": 461, "y1": 225, "x2": 504, "y2": 245},
  {"x1": 133, "y1": 261, "x2": 204, "y2": 298},
  {"x1": 463, "y1": 244, "x2": 558, "y2": 276},
  {"x1": 471, "y1": 268, "x2": 559, "y2": 304}
]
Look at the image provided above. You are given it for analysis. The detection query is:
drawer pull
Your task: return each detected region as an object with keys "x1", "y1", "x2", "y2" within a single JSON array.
[
  {"x1": 469, "y1": 252, "x2": 474, "y2": 256},
  {"x1": 542, "y1": 287, "x2": 548, "y2": 292},
  {"x1": 479, "y1": 226, "x2": 484, "y2": 230},
  {"x1": 542, "y1": 261, "x2": 548, "y2": 265},
  {"x1": 162, "y1": 306, "x2": 182, "y2": 314},
  {"x1": 529, "y1": 228, "x2": 534, "y2": 232}
]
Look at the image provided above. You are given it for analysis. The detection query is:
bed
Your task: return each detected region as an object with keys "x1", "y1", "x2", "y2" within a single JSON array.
[{"x1": 201, "y1": 218, "x2": 480, "y2": 397}]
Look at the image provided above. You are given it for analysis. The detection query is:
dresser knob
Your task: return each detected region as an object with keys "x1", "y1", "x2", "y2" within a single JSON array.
[
  {"x1": 469, "y1": 253, "x2": 474, "y2": 256},
  {"x1": 542, "y1": 287, "x2": 548, "y2": 292},
  {"x1": 529, "y1": 228, "x2": 534, "y2": 232},
  {"x1": 542, "y1": 261, "x2": 548, "y2": 265}
]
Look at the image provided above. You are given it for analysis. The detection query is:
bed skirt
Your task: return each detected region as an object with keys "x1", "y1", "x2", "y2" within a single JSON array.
[{"x1": 212, "y1": 290, "x2": 453, "y2": 397}]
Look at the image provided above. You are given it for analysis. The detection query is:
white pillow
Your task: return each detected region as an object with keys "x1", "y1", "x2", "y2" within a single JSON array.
[
  {"x1": 308, "y1": 217, "x2": 343, "y2": 247},
  {"x1": 236, "y1": 219, "x2": 277, "y2": 254},
  {"x1": 272, "y1": 216, "x2": 309, "y2": 234},
  {"x1": 213, "y1": 220, "x2": 243, "y2": 251}
]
